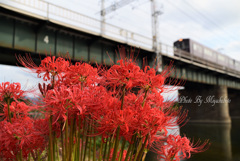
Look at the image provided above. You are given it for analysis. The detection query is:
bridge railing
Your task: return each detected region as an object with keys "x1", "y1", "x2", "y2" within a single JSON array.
[
  {"x1": 1, "y1": 0, "x2": 153, "y2": 50},
  {"x1": 159, "y1": 43, "x2": 240, "y2": 76},
  {"x1": 1, "y1": 0, "x2": 240, "y2": 76}
]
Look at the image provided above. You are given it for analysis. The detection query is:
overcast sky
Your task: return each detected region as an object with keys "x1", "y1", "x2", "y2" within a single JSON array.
[
  {"x1": 41, "y1": 0, "x2": 240, "y2": 60},
  {"x1": 1, "y1": 0, "x2": 239, "y2": 98}
]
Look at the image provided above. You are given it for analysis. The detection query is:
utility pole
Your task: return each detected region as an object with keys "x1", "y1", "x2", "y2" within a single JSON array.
[
  {"x1": 151, "y1": 0, "x2": 163, "y2": 71},
  {"x1": 100, "y1": 0, "x2": 137, "y2": 35},
  {"x1": 100, "y1": 0, "x2": 136, "y2": 15},
  {"x1": 100, "y1": 0, "x2": 163, "y2": 71}
]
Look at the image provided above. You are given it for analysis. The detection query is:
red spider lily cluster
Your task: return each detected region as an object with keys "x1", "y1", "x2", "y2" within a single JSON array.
[{"x1": 0, "y1": 48, "x2": 209, "y2": 161}]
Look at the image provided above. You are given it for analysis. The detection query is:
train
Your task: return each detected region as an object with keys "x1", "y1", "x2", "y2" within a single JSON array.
[{"x1": 173, "y1": 39, "x2": 240, "y2": 72}]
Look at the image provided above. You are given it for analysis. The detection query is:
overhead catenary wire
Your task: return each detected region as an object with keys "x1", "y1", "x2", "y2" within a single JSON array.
[
  {"x1": 111, "y1": 0, "x2": 233, "y2": 49},
  {"x1": 164, "y1": 0, "x2": 235, "y2": 48},
  {"x1": 103, "y1": 1, "x2": 152, "y2": 34},
  {"x1": 182, "y1": 0, "x2": 240, "y2": 41},
  {"x1": 101, "y1": 0, "x2": 225, "y2": 49},
  {"x1": 70, "y1": 0, "x2": 238, "y2": 58},
  {"x1": 99, "y1": 0, "x2": 204, "y2": 41}
]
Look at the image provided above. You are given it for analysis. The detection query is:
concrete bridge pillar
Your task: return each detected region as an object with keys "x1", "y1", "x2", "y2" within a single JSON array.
[
  {"x1": 216, "y1": 86, "x2": 231, "y2": 122},
  {"x1": 228, "y1": 89, "x2": 240, "y2": 119},
  {"x1": 178, "y1": 83, "x2": 231, "y2": 123}
]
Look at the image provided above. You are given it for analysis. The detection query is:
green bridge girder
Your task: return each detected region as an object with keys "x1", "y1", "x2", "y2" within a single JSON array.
[
  {"x1": 1, "y1": 7, "x2": 240, "y2": 89},
  {"x1": 163, "y1": 59, "x2": 240, "y2": 89},
  {"x1": 0, "y1": 9, "x2": 152, "y2": 68}
]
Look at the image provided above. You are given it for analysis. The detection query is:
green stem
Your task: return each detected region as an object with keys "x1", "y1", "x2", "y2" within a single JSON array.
[
  {"x1": 124, "y1": 143, "x2": 132, "y2": 161},
  {"x1": 133, "y1": 137, "x2": 143, "y2": 161},
  {"x1": 98, "y1": 137, "x2": 104, "y2": 161},
  {"x1": 129, "y1": 135, "x2": 138, "y2": 161},
  {"x1": 142, "y1": 89, "x2": 148, "y2": 107},
  {"x1": 136, "y1": 134, "x2": 149, "y2": 161},
  {"x1": 37, "y1": 150, "x2": 40, "y2": 161},
  {"x1": 53, "y1": 132, "x2": 56, "y2": 161},
  {"x1": 111, "y1": 127, "x2": 120, "y2": 161},
  {"x1": 19, "y1": 149, "x2": 23, "y2": 161},
  {"x1": 51, "y1": 76, "x2": 55, "y2": 89},
  {"x1": 48, "y1": 142, "x2": 51, "y2": 161},
  {"x1": 81, "y1": 120, "x2": 86, "y2": 161},
  {"x1": 88, "y1": 136, "x2": 92, "y2": 161},
  {"x1": 69, "y1": 118, "x2": 74, "y2": 161},
  {"x1": 77, "y1": 116, "x2": 82, "y2": 161},
  {"x1": 16, "y1": 152, "x2": 20, "y2": 161},
  {"x1": 61, "y1": 128, "x2": 65, "y2": 161},
  {"x1": 107, "y1": 136, "x2": 113, "y2": 161},
  {"x1": 121, "y1": 85, "x2": 126, "y2": 110},
  {"x1": 74, "y1": 143, "x2": 78, "y2": 161},
  {"x1": 102, "y1": 137, "x2": 109, "y2": 161},
  {"x1": 83, "y1": 135, "x2": 89, "y2": 161},
  {"x1": 83, "y1": 120, "x2": 89, "y2": 161},
  {"x1": 16, "y1": 151, "x2": 20, "y2": 161},
  {"x1": 49, "y1": 116, "x2": 54, "y2": 161},
  {"x1": 7, "y1": 98, "x2": 11, "y2": 123},
  {"x1": 65, "y1": 118, "x2": 69, "y2": 161},
  {"x1": 93, "y1": 131, "x2": 96, "y2": 161},
  {"x1": 88, "y1": 123, "x2": 92, "y2": 161},
  {"x1": 27, "y1": 152, "x2": 30, "y2": 161},
  {"x1": 124, "y1": 134, "x2": 136, "y2": 161},
  {"x1": 118, "y1": 139, "x2": 126, "y2": 161},
  {"x1": 56, "y1": 138, "x2": 60, "y2": 161},
  {"x1": 141, "y1": 149, "x2": 148, "y2": 161}
]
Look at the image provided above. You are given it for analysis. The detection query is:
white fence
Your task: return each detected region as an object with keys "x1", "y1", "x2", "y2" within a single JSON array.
[{"x1": 1, "y1": 0, "x2": 153, "y2": 50}]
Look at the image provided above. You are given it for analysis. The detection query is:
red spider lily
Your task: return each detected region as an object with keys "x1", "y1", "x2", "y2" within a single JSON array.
[
  {"x1": 96, "y1": 102, "x2": 136, "y2": 139},
  {"x1": 38, "y1": 82, "x2": 52, "y2": 97},
  {"x1": 43, "y1": 84, "x2": 92, "y2": 124},
  {"x1": 124, "y1": 91, "x2": 165, "y2": 110},
  {"x1": 0, "y1": 82, "x2": 25, "y2": 102},
  {"x1": 82, "y1": 86, "x2": 110, "y2": 118},
  {"x1": 92, "y1": 94, "x2": 136, "y2": 140},
  {"x1": 44, "y1": 85, "x2": 73, "y2": 122},
  {"x1": 37, "y1": 56, "x2": 70, "y2": 82},
  {"x1": 11, "y1": 50, "x2": 208, "y2": 161},
  {"x1": 102, "y1": 58, "x2": 145, "y2": 90},
  {"x1": 33, "y1": 118, "x2": 49, "y2": 138},
  {"x1": 124, "y1": 91, "x2": 187, "y2": 135},
  {"x1": 159, "y1": 134, "x2": 210, "y2": 161},
  {"x1": 144, "y1": 91, "x2": 165, "y2": 109},
  {"x1": 18, "y1": 55, "x2": 70, "y2": 82},
  {"x1": 135, "y1": 104, "x2": 170, "y2": 137},
  {"x1": 141, "y1": 67, "x2": 166, "y2": 93},
  {"x1": 2, "y1": 101, "x2": 29, "y2": 120},
  {"x1": 94, "y1": 96, "x2": 121, "y2": 134},
  {"x1": 0, "y1": 117, "x2": 46, "y2": 160},
  {"x1": 95, "y1": 91, "x2": 177, "y2": 142},
  {"x1": 62, "y1": 62, "x2": 99, "y2": 86}
]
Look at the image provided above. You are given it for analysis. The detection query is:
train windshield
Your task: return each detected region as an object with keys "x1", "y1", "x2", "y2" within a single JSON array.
[
  {"x1": 182, "y1": 42, "x2": 189, "y2": 49},
  {"x1": 175, "y1": 41, "x2": 188, "y2": 49}
]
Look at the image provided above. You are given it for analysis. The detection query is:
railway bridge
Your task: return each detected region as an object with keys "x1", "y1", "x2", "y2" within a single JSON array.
[{"x1": 1, "y1": 0, "x2": 240, "y2": 123}]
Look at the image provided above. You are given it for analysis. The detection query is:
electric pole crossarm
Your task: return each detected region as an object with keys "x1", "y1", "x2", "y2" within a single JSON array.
[{"x1": 101, "y1": 0, "x2": 136, "y2": 16}]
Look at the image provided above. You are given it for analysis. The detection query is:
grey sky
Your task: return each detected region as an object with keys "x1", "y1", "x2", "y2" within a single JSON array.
[{"x1": 40, "y1": 0, "x2": 240, "y2": 59}]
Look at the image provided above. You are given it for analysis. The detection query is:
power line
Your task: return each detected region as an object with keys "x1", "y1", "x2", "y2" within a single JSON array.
[
  {"x1": 182, "y1": 0, "x2": 240, "y2": 41},
  {"x1": 99, "y1": 0, "x2": 137, "y2": 16},
  {"x1": 164, "y1": 0, "x2": 234, "y2": 46}
]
